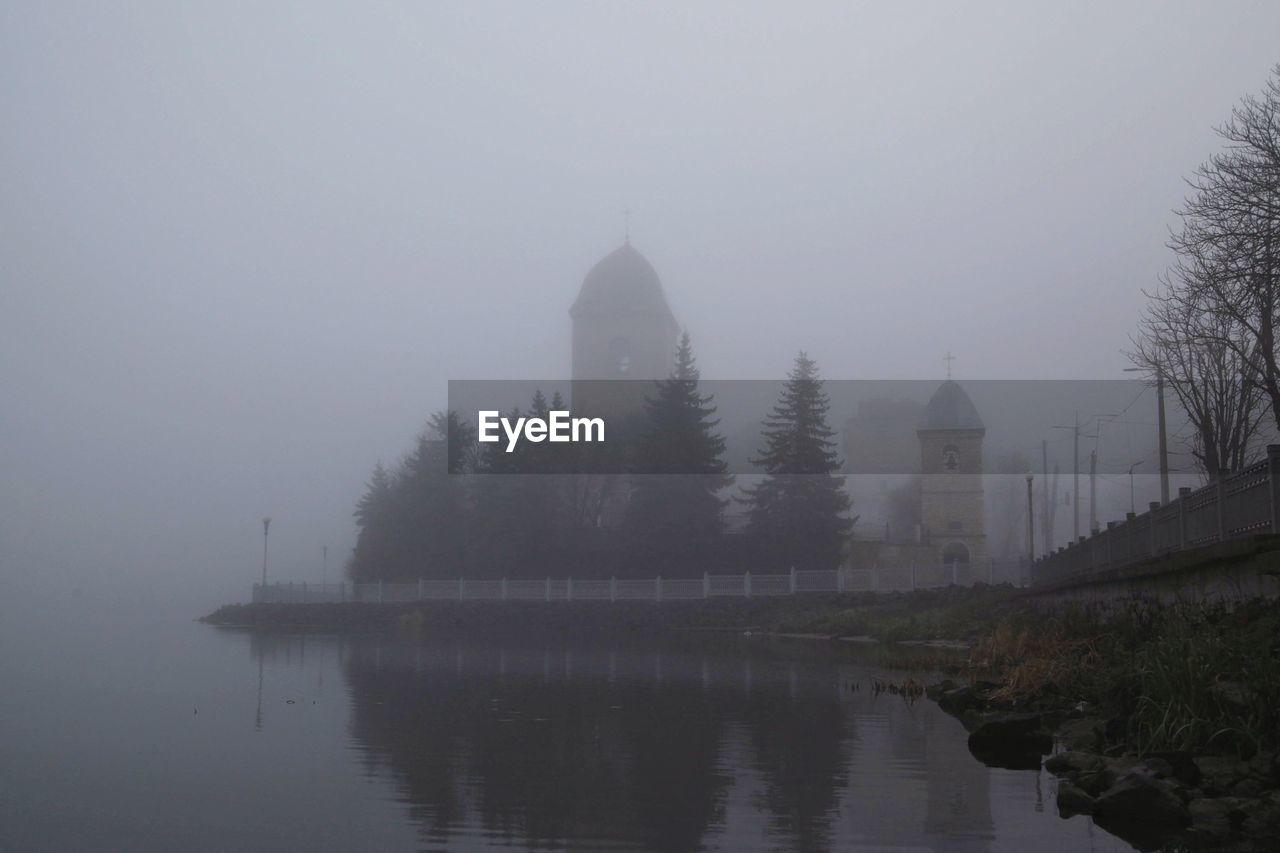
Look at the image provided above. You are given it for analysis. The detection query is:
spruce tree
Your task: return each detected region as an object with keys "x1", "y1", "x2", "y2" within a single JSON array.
[
  {"x1": 742, "y1": 352, "x2": 852, "y2": 571},
  {"x1": 350, "y1": 461, "x2": 396, "y2": 581},
  {"x1": 396, "y1": 410, "x2": 475, "y2": 579},
  {"x1": 624, "y1": 333, "x2": 732, "y2": 573},
  {"x1": 472, "y1": 389, "x2": 569, "y2": 577}
]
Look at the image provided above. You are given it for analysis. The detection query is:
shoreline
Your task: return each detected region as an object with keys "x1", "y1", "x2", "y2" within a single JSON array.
[
  {"x1": 200, "y1": 583, "x2": 1018, "y2": 643},
  {"x1": 202, "y1": 584, "x2": 1280, "y2": 849}
]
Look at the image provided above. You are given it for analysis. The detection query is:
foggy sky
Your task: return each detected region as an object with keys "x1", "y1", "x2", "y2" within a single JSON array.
[{"x1": 3, "y1": 1, "x2": 1279, "y2": 610}]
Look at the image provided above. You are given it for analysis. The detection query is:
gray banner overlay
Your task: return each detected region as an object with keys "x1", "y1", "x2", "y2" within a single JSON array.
[{"x1": 444, "y1": 379, "x2": 1199, "y2": 476}]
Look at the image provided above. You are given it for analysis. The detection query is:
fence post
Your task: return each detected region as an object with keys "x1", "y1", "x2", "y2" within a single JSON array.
[
  {"x1": 567, "y1": 576, "x2": 574, "y2": 601},
  {"x1": 744, "y1": 571, "x2": 752, "y2": 598},
  {"x1": 378, "y1": 580, "x2": 383, "y2": 604},
  {"x1": 501, "y1": 577, "x2": 508, "y2": 601},
  {"x1": 656, "y1": 575, "x2": 662, "y2": 602},
  {"x1": 610, "y1": 576, "x2": 616, "y2": 602},
  {"x1": 789, "y1": 566, "x2": 796, "y2": 594},
  {"x1": 703, "y1": 571, "x2": 710, "y2": 598},
  {"x1": 1269, "y1": 446, "x2": 1280, "y2": 533},
  {"x1": 418, "y1": 578, "x2": 424, "y2": 601}
]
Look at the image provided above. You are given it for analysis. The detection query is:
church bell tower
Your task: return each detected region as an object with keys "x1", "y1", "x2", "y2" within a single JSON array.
[
  {"x1": 917, "y1": 379, "x2": 986, "y2": 567},
  {"x1": 569, "y1": 241, "x2": 679, "y2": 422}
]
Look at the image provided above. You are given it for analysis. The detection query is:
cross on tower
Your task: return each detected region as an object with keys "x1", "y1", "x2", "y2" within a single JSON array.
[{"x1": 944, "y1": 351, "x2": 955, "y2": 379}]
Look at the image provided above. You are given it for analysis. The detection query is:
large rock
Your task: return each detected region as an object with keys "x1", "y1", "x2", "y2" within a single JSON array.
[
  {"x1": 1246, "y1": 750, "x2": 1279, "y2": 783},
  {"x1": 1056, "y1": 781, "x2": 1095, "y2": 818},
  {"x1": 1193, "y1": 755, "x2": 1249, "y2": 795},
  {"x1": 1186, "y1": 797, "x2": 1247, "y2": 844},
  {"x1": 967, "y1": 713, "x2": 1052, "y2": 770},
  {"x1": 967, "y1": 712, "x2": 1048, "y2": 744},
  {"x1": 1055, "y1": 717, "x2": 1103, "y2": 753},
  {"x1": 1043, "y1": 751, "x2": 1105, "y2": 776},
  {"x1": 925, "y1": 679, "x2": 956, "y2": 701},
  {"x1": 1143, "y1": 751, "x2": 1201, "y2": 786},
  {"x1": 1239, "y1": 791, "x2": 1280, "y2": 840},
  {"x1": 936, "y1": 684, "x2": 984, "y2": 716},
  {"x1": 1092, "y1": 773, "x2": 1191, "y2": 827}
]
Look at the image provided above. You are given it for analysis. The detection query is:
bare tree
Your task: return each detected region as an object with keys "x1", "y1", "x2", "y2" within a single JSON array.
[
  {"x1": 1131, "y1": 276, "x2": 1267, "y2": 478},
  {"x1": 1162, "y1": 65, "x2": 1280, "y2": 434}
]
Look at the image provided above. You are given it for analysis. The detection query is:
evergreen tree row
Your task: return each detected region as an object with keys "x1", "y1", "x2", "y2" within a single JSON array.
[{"x1": 348, "y1": 338, "x2": 854, "y2": 582}]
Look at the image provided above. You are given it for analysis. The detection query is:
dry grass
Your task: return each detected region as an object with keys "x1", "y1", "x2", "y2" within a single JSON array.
[{"x1": 965, "y1": 617, "x2": 1104, "y2": 704}]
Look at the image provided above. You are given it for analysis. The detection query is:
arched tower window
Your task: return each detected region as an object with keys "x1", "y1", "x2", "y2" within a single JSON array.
[
  {"x1": 608, "y1": 336, "x2": 633, "y2": 374},
  {"x1": 942, "y1": 443, "x2": 960, "y2": 472}
]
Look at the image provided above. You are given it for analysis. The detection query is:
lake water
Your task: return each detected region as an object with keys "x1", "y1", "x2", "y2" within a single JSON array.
[{"x1": 0, "y1": 600, "x2": 1134, "y2": 852}]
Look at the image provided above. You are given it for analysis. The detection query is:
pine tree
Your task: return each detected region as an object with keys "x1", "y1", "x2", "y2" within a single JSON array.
[
  {"x1": 471, "y1": 390, "x2": 572, "y2": 577},
  {"x1": 395, "y1": 410, "x2": 475, "y2": 579},
  {"x1": 742, "y1": 352, "x2": 852, "y2": 571},
  {"x1": 624, "y1": 333, "x2": 732, "y2": 574},
  {"x1": 350, "y1": 461, "x2": 396, "y2": 581}
]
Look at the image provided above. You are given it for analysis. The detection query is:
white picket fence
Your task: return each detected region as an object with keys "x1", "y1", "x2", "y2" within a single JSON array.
[{"x1": 252, "y1": 560, "x2": 1021, "y2": 604}]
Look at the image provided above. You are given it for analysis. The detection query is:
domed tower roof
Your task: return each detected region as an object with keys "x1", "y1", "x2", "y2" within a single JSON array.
[
  {"x1": 569, "y1": 243, "x2": 676, "y2": 324},
  {"x1": 919, "y1": 380, "x2": 985, "y2": 431}
]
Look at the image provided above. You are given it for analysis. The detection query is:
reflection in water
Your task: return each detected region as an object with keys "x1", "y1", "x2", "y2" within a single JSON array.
[{"x1": 245, "y1": 633, "x2": 1131, "y2": 852}]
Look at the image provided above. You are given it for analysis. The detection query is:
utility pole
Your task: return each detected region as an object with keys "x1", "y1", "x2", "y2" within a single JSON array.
[
  {"x1": 1156, "y1": 371, "x2": 1170, "y2": 504},
  {"x1": 1073, "y1": 411, "x2": 1079, "y2": 541},
  {"x1": 1089, "y1": 449, "x2": 1098, "y2": 534},
  {"x1": 1052, "y1": 413, "x2": 1101, "y2": 543},
  {"x1": 1124, "y1": 365, "x2": 1171, "y2": 505},
  {"x1": 1041, "y1": 440, "x2": 1049, "y2": 557},
  {"x1": 1129, "y1": 464, "x2": 1136, "y2": 515},
  {"x1": 1057, "y1": 411, "x2": 1080, "y2": 542},
  {"x1": 322, "y1": 545, "x2": 329, "y2": 586},
  {"x1": 1025, "y1": 473, "x2": 1035, "y2": 565}
]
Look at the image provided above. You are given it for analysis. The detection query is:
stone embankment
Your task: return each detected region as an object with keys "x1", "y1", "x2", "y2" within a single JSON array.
[{"x1": 928, "y1": 680, "x2": 1280, "y2": 851}]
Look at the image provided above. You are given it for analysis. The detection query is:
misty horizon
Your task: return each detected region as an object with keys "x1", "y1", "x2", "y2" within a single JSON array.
[{"x1": 4, "y1": 2, "x2": 1279, "y2": 610}]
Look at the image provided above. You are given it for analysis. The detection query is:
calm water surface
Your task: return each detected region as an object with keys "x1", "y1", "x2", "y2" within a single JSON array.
[{"x1": 0, "y1": 600, "x2": 1134, "y2": 852}]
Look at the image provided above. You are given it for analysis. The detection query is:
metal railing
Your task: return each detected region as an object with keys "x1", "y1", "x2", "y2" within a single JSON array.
[
  {"x1": 251, "y1": 559, "x2": 1024, "y2": 605},
  {"x1": 1032, "y1": 444, "x2": 1280, "y2": 587}
]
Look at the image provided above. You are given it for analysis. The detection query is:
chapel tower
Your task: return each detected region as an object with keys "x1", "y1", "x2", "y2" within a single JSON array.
[
  {"x1": 569, "y1": 241, "x2": 679, "y2": 422},
  {"x1": 917, "y1": 380, "x2": 986, "y2": 566}
]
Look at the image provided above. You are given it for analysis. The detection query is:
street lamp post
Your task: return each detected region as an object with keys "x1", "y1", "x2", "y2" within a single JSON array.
[{"x1": 261, "y1": 516, "x2": 272, "y2": 587}]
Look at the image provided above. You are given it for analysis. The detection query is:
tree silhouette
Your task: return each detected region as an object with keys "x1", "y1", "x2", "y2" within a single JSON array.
[{"x1": 742, "y1": 352, "x2": 852, "y2": 571}]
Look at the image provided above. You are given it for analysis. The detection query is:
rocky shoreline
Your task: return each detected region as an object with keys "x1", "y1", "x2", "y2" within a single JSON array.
[{"x1": 927, "y1": 679, "x2": 1280, "y2": 851}]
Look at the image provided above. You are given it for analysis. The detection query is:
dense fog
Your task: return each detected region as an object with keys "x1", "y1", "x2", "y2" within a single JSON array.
[{"x1": 4, "y1": 2, "x2": 1279, "y2": 611}]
